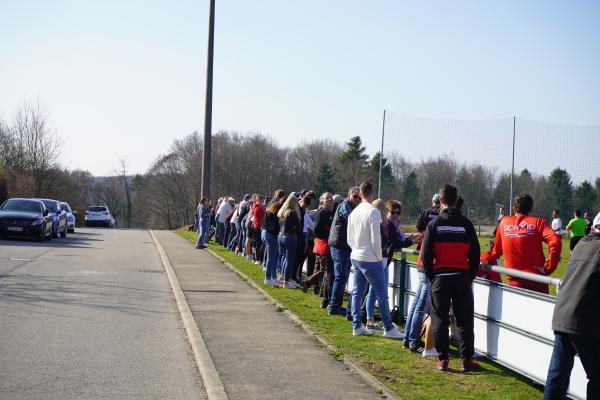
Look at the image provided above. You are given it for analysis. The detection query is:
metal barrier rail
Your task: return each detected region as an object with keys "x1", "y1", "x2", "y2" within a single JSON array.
[{"x1": 399, "y1": 247, "x2": 563, "y2": 289}]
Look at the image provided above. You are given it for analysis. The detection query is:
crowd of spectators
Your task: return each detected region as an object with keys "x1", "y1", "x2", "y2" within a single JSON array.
[{"x1": 193, "y1": 184, "x2": 599, "y2": 395}]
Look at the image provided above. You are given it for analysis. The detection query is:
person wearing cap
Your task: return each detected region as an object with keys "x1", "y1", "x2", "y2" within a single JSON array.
[
  {"x1": 490, "y1": 194, "x2": 562, "y2": 294},
  {"x1": 327, "y1": 186, "x2": 361, "y2": 316},
  {"x1": 543, "y1": 218, "x2": 600, "y2": 400}
]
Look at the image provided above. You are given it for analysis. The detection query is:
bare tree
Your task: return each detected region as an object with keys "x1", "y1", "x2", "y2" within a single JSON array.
[{"x1": 12, "y1": 100, "x2": 61, "y2": 196}]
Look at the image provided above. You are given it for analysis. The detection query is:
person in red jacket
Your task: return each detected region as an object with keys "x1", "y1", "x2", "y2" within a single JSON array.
[{"x1": 490, "y1": 194, "x2": 562, "y2": 294}]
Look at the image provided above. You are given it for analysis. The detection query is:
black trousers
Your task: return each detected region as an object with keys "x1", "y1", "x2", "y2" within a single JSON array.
[
  {"x1": 570, "y1": 236, "x2": 583, "y2": 251},
  {"x1": 293, "y1": 234, "x2": 307, "y2": 280},
  {"x1": 429, "y1": 272, "x2": 475, "y2": 361}
]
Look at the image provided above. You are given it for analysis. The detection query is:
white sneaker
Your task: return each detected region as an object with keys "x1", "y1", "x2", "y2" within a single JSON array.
[
  {"x1": 422, "y1": 348, "x2": 440, "y2": 358},
  {"x1": 383, "y1": 328, "x2": 405, "y2": 340},
  {"x1": 353, "y1": 326, "x2": 374, "y2": 336}
]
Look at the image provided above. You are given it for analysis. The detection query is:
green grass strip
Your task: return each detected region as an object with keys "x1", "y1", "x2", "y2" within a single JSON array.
[{"x1": 177, "y1": 230, "x2": 543, "y2": 400}]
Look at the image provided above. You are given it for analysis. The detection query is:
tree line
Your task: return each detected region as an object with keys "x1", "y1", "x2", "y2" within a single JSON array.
[{"x1": 2, "y1": 102, "x2": 599, "y2": 229}]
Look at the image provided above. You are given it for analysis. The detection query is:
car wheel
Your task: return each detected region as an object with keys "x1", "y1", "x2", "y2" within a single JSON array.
[
  {"x1": 68, "y1": 228, "x2": 74, "y2": 233},
  {"x1": 60, "y1": 224, "x2": 67, "y2": 238},
  {"x1": 37, "y1": 229, "x2": 44, "y2": 242}
]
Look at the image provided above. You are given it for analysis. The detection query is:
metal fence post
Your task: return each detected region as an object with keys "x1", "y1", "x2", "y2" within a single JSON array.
[{"x1": 398, "y1": 252, "x2": 407, "y2": 323}]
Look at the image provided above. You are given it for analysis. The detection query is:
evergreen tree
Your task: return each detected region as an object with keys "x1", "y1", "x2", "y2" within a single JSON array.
[
  {"x1": 548, "y1": 167, "x2": 573, "y2": 219},
  {"x1": 340, "y1": 136, "x2": 369, "y2": 163},
  {"x1": 400, "y1": 171, "x2": 420, "y2": 219},
  {"x1": 369, "y1": 151, "x2": 395, "y2": 199},
  {"x1": 315, "y1": 163, "x2": 337, "y2": 195},
  {"x1": 573, "y1": 180, "x2": 596, "y2": 213},
  {"x1": 337, "y1": 136, "x2": 369, "y2": 191}
]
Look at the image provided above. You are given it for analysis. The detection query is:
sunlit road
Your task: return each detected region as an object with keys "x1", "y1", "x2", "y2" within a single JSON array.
[{"x1": 0, "y1": 228, "x2": 205, "y2": 400}]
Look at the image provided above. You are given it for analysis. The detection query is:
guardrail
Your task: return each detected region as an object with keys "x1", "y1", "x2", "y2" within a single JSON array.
[{"x1": 399, "y1": 247, "x2": 563, "y2": 288}]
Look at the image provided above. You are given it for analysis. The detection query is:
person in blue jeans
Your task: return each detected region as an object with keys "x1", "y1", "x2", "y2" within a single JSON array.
[
  {"x1": 277, "y1": 194, "x2": 303, "y2": 289},
  {"x1": 196, "y1": 197, "x2": 211, "y2": 249},
  {"x1": 543, "y1": 222, "x2": 600, "y2": 400},
  {"x1": 404, "y1": 271, "x2": 429, "y2": 350},
  {"x1": 327, "y1": 187, "x2": 360, "y2": 316},
  {"x1": 261, "y1": 197, "x2": 284, "y2": 286},
  {"x1": 346, "y1": 181, "x2": 404, "y2": 339}
]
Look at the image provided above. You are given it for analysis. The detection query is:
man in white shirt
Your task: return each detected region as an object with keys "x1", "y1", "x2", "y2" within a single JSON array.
[
  {"x1": 551, "y1": 210, "x2": 563, "y2": 236},
  {"x1": 216, "y1": 197, "x2": 234, "y2": 244},
  {"x1": 346, "y1": 181, "x2": 404, "y2": 339}
]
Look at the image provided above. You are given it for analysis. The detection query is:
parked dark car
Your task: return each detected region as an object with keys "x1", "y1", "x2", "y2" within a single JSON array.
[
  {"x1": 33, "y1": 198, "x2": 68, "y2": 238},
  {"x1": 0, "y1": 198, "x2": 53, "y2": 241}
]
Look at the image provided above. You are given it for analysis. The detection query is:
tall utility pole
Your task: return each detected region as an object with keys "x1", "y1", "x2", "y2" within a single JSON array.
[{"x1": 201, "y1": 0, "x2": 215, "y2": 200}]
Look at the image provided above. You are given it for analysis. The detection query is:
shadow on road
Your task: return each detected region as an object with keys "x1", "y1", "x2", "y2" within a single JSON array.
[
  {"x1": 0, "y1": 273, "x2": 175, "y2": 319},
  {"x1": 0, "y1": 232, "x2": 102, "y2": 249}
]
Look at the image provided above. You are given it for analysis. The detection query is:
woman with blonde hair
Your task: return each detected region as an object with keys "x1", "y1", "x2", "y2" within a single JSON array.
[{"x1": 277, "y1": 194, "x2": 303, "y2": 288}]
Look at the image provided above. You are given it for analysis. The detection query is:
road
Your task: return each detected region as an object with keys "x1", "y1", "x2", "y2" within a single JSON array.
[{"x1": 0, "y1": 228, "x2": 205, "y2": 400}]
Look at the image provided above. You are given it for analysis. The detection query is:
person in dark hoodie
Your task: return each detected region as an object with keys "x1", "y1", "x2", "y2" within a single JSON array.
[
  {"x1": 543, "y1": 217, "x2": 600, "y2": 400},
  {"x1": 327, "y1": 186, "x2": 361, "y2": 316},
  {"x1": 421, "y1": 184, "x2": 480, "y2": 373}
]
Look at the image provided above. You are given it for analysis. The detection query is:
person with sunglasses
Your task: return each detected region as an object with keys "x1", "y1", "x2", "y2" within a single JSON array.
[{"x1": 327, "y1": 186, "x2": 361, "y2": 316}]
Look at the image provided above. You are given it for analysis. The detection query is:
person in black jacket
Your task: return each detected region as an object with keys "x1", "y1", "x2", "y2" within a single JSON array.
[
  {"x1": 421, "y1": 184, "x2": 480, "y2": 373},
  {"x1": 302, "y1": 193, "x2": 334, "y2": 306},
  {"x1": 543, "y1": 222, "x2": 600, "y2": 400},
  {"x1": 277, "y1": 194, "x2": 303, "y2": 289},
  {"x1": 327, "y1": 186, "x2": 360, "y2": 316},
  {"x1": 261, "y1": 197, "x2": 284, "y2": 286}
]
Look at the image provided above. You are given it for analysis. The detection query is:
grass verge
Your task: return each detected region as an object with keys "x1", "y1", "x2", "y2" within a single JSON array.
[{"x1": 177, "y1": 229, "x2": 543, "y2": 400}]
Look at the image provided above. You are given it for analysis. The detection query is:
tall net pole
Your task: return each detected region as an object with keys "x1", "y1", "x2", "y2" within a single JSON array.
[
  {"x1": 201, "y1": 0, "x2": 215, "y2": 200},
  {"x1": 378, "y1": 109, "x2": 386, "y2": 198},
  {"x1": 509, "y1": 116, "x2": 515, "y2": 214}
]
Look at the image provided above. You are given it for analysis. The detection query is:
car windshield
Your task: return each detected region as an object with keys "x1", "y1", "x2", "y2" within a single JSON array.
[
  {"x1": 1, "y1": 199, "x2": 42, "y2": 213},
  {"x1": 41, "y1": 200, "x2": 59, "y2": 212},
  {"x1": 88, "y1": 206, "x2": 108, "y2": 212},
  {"x1": 61, "y1": 203, "x2": 71, "y2": 212}
]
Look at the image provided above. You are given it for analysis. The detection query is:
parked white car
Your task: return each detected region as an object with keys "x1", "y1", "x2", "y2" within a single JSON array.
[
  {"x1": 84, "y1": 206, "x2": 115, "y2": 228},
  {"x1": 61, "y1": 202, "x2": 76, "y2": 233}
]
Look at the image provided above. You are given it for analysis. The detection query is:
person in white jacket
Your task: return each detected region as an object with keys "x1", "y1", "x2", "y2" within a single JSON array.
[{"x1": 346, "y1": 181, "x2": 404, "y2": 339}]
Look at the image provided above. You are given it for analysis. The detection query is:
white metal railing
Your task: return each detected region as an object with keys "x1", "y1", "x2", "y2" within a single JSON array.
[{"x1": 399, "y1": 247, "x2": 563, "y2": 288}]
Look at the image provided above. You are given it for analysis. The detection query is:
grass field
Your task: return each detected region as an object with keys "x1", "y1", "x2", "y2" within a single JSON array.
[{"x1": 177, "y1": 229, "x2": 546, "y2": 400}]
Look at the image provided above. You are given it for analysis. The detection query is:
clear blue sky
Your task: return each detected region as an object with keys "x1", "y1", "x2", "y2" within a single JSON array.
[{"x1": 1, "y1": 0, "x2": 599, "y2": 177}]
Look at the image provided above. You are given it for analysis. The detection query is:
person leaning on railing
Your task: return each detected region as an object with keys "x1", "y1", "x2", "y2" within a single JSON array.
[
  {"x1": 543, "y1": 217, "x2": 600, "y2": 400},
  {"x1": 490, "y1": 194, "x2": 562, "y2": 294}
]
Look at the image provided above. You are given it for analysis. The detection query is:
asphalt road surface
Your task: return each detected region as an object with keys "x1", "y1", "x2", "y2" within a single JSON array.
[{"x1": 0, "y1": 228, "x2": 206, "y2": 400}]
